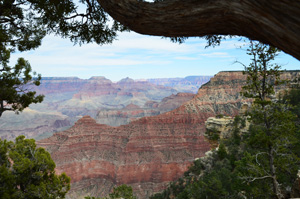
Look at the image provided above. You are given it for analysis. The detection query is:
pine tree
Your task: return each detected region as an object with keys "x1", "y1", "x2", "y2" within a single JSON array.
[
  {"x1": 236, "y1": 41, "x2": 299, "y2": 199},
  {"x1": 0, "y1": 136, "x2": 70, "y2": 199},
  {"x1": 0, "y1": 55, "x2": 44, "y2": 117}
]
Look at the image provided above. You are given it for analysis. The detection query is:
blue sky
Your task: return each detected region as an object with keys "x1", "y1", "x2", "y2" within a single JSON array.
[{"x1": 10, "y1": 32, "x2": 300, "y2": 82}]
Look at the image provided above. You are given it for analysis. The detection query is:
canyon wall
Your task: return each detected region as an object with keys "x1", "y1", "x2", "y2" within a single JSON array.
[{"x1": 38, "y1": 71, "x2": 254, "y2": 198}]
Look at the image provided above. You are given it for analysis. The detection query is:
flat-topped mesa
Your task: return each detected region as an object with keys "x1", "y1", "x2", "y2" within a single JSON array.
[
  {"x1": 0, "y1": 75, "x2": 224, "y2": 142},
  {"x1": 36, "y1": 77, "x2": 87, "y2": 94},
  {"x1": 75, "y1": 115, "x2": 97, "y2": 125}
]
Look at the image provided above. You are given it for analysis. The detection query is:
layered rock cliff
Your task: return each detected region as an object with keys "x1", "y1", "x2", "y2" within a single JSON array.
[
  {"x1": 38, "y1": 71, "x2": 300, "y2": 198},
  {"x1": 39, "y1": 115, "x2": 210, "y2": 198}
]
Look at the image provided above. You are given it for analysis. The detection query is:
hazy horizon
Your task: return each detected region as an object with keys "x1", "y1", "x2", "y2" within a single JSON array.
[
  {"x1": 10, "y1": 32, "x2": 300, "y2": 82},
  {"x1": 39, "y1": 74, "x2": 214, "y2": 81}
]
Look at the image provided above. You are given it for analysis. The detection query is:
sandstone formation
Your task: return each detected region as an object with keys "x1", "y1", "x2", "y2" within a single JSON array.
[{"x1": 205, "y1": 116, "x2": 234, "y2": 139}]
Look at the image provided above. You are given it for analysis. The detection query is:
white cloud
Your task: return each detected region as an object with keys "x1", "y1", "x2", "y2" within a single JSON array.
[
  {"x1": 10, "y1": 32, "x2": 202, "y2": 71},
  {"x1": 175, "y1": 56, "x2": 199, "y2": 60},
  {"x1": 111, "y1": 33, "x2": 195, "y2": 53},
  {"x1": 200, "y1": 52, "x2": 232, "y2": 58},
  {"x1": 8, "y1": 32, "x2": 298, "y2": 81}
]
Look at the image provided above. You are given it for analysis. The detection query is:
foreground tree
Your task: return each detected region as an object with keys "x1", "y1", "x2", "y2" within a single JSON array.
[
  {"x1": 0, "y1": 55, "x2": 44, "y2": 117},
  {"x1": 0, "y1": 0, "x2": 127, "y2": 52},
  {"x1": 233, "y1": 41, "x2": 299, "y2": 199},
  {"x1": 0, "y1": 136, "x2": 71, "y2": 199},
  {"x1": 236, "y1": 104, "x2": 298, "y2": 198}
]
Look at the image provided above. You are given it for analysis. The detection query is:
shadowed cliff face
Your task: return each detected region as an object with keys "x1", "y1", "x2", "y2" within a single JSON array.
[{"x1": 37, "y1": 71, "x2": 300, "y2": 198}]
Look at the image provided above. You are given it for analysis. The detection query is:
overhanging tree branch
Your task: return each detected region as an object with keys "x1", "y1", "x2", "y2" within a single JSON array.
[{"x1": 97, "y1": 0, "x2": 300, "y2": 60}]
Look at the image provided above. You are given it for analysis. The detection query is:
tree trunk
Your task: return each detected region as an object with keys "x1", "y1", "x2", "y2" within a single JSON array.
[
  {"x1": 0, "y1": 100, "x2": 3, "y2": 117},
  {"x1": 269, "y1": 147, "x2": 283, "y2": 199},
  {"x1": 97, "y1": 0, "x2": 300, "y2": 60}
]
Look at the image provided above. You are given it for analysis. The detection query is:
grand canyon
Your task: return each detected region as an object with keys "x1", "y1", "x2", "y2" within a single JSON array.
[
  {"x1": 3, "y1": 70, "x2": 299, "y2": 198},
  {"x1": 1, "y1": 1, "x2": 299, "y2": 198},
  {"x1": 37, "y1": 71, "x2": 268, "y2": 198}
]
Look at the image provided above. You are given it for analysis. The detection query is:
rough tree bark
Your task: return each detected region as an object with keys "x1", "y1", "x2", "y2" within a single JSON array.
[{"x1": 97, "y1": 0, "x2": 300, "y2": 60}]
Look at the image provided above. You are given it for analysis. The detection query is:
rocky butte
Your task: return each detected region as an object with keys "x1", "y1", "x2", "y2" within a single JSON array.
[{"x1": 38, "y1": 71, "x2": 300, "y2": 199}]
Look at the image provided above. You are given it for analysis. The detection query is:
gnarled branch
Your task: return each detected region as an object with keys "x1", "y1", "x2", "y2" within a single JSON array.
[{"x1": 97, "y1": 0, "x2": 300, "y2": 60}]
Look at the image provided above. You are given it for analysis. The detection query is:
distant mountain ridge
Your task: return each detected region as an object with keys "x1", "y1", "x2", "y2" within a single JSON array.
[
  {"x1": 0, "y1": 75, "x2": 210, "y2": 140},
  {"x1": 37, "y1": 75, "x2": 212, "y2": 94}
]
